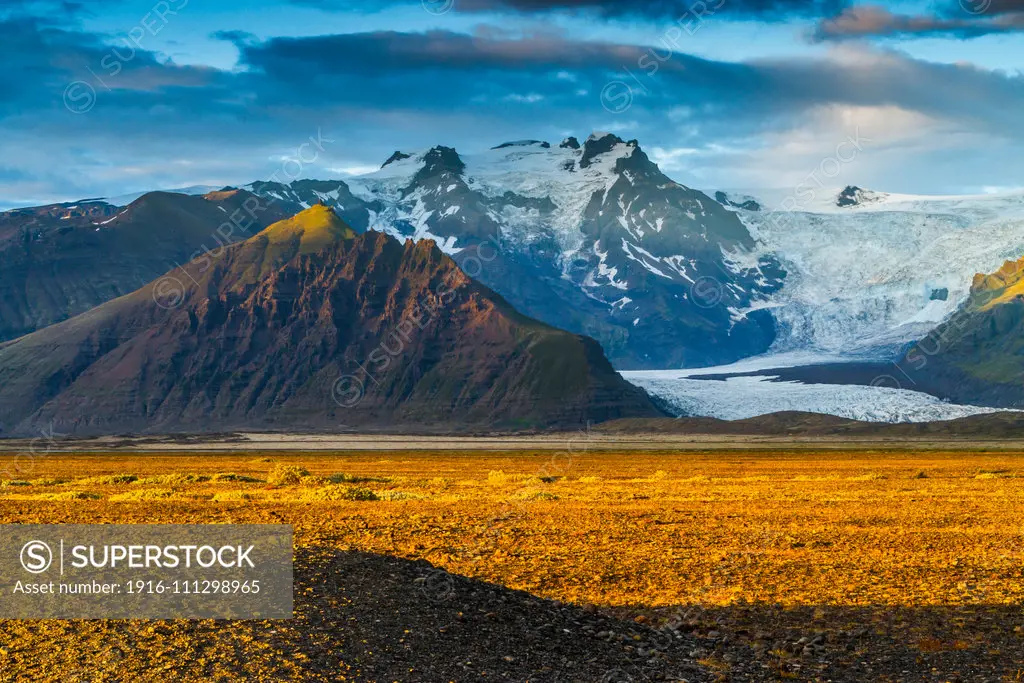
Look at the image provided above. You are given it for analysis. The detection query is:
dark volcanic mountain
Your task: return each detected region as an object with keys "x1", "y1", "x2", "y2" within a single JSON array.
[
  {"x1": 246, "y1": 133, "x2": 786, "y2": 369},
  {"x1": 895, "y1": 256, "x2": 1024, "y2": 407},
  {"x1": 0, "y1": 189, "x2": 292, "y2": 343},
  {"x1": 0, "y1": 206, "x2": 661, "y2": 436}
]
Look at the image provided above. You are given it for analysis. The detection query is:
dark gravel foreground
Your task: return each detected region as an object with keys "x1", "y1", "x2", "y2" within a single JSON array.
[
  {"x1": 3, "y1": 547, "x2": 1023, "y2": 681},
  {"x1": 294, "y1": 549, "x2": 711, "y2": 682}
]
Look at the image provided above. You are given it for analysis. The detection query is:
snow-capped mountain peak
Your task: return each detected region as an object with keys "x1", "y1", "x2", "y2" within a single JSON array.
[
  {"x1": 836, "y1": 185, "x2": 889, "y2": 208},
  {"x1": 246, "y1": 134, "x2": 785, "y2": 368},
  {"x1": 380, "y1": 150, "x2": 412, "y2": 168}
]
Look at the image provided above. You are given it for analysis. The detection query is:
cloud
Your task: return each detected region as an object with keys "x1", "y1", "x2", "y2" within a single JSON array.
[
  {"x1": 223, "y1": 29, "x2": 1024, "y2": 137},
  {"x1": 0, "y1": 13, "x2": 223, "y2": 121},
  {"x1": 230, "y1": 27, "x2": 652, "y2": 74},
  {"x1": 290, "y1": 0, "x2": 851, "y2": 20},
  {"x1": 2, "y1": 15, "x2": 1024, "y2": 202},
  {"x1": 0, "y1": 0, "x2": 117, "y2": 22},
  {"x1": 813, "y1": 3, "x2": 1024, "y2": 41}
]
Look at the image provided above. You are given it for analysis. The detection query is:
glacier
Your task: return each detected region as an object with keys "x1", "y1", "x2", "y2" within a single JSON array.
[
  {"x1": 627, "y1": 190, "x2": 1024, "y2": 422},
  {"x1": 623, "y1": 365, "x2": 1006, "y2": 423},
  {"x1": 741, "y1": 189, "x2": 1024, "y2": 354}
]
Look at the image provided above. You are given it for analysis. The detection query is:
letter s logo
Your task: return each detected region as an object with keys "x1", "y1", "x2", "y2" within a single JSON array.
[{"x1": 20, "y1": 541, "x2": 53, "y2": 574}]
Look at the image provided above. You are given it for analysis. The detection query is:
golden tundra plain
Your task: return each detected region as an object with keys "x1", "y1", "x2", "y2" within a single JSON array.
[{"x1": 0, "y1": 445, "x2": 1023, "y2": 681}]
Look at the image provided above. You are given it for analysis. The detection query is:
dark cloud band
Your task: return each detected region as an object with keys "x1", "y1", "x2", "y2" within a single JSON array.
[{"x1": 290, "y1": 0, "x2": 849, "y2": 20}]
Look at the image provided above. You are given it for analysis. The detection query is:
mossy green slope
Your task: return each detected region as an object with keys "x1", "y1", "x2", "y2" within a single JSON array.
[
  {"x1": 241, "y1": 204, "x2": 358, "y2": 278},
  {"x1": 258, "y1": 204, "x2": 357, "y2": 254},
  {"x1": 901, "y1": 254, "x2": 1024, "y2": 406}
]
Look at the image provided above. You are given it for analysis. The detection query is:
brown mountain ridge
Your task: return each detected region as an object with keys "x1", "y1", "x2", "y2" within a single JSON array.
[{"x1": 0, "y1": 206, "x2": 662, "y2": 436}]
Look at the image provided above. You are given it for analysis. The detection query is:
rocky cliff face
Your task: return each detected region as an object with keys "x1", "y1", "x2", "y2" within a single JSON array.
[
  {"x1": 0, "y1": 189, "x2": 291, "y2": 343},
  {"x1": 0, "y1": 206, "x2": 662, "y2": 436}
]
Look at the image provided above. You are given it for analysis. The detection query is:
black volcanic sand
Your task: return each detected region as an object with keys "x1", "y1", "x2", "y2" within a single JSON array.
[{"x1": 3, "y1": 548, "x2": 1024, "y2": 681}]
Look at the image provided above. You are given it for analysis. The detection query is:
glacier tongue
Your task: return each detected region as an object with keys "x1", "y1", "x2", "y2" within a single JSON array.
[
  {"x1": 625, "y1": 187, "x2": 1024, "y2": 423},
  {"x1": 623, "y1": 368, "x2": 1006, "y2": 423},
  {"x1": 739, "y1": 190, "x2": 1024, "y2": 355}
]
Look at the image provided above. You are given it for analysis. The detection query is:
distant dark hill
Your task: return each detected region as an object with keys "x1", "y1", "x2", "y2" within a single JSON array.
[
  {"x1": 731, "y1": 411, "x2": 862, "y2": 433},
  {"x1": 0, "y1": 189, "x2": 292, "y2": 343},
  {"x1": 597, "y1": 410, "x2": 1024, "y2": 438},
  {"x1": 0, "y1": 199, "x2": 120, "y2": 240},
  {"x1": 0, "y1": 206, "x2": 661, "y2": 436},
  {"x1": 596, "y1": 411, "x2": 860, "y2": 436}
]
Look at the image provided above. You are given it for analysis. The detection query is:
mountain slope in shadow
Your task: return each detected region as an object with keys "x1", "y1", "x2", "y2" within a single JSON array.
[{"x1": 0, "y1": 189, "x2": 293, "y2": 343}]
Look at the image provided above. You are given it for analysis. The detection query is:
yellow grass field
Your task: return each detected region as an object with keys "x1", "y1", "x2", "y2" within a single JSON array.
[{"x1": 1, "y1": 447, "x2": 1023, "y2": 681}]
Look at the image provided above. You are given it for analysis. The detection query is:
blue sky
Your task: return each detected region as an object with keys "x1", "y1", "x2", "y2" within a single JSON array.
[{"x1": 1, "y1": 0, "x2": 1023, "y2": 207}]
